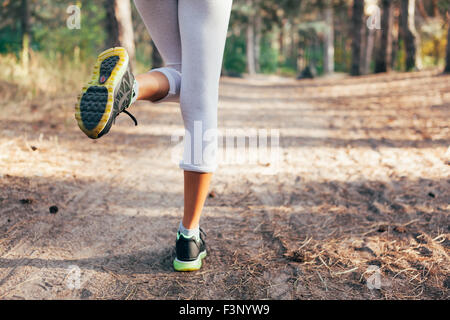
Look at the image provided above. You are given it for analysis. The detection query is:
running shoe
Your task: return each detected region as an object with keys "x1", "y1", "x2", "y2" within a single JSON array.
[
  {"x1": 75, "y1": 47, "x2": 138, "y2": 139},
  {"x1": 173, "y1": 228, "x2": 207, "y2": 272}
]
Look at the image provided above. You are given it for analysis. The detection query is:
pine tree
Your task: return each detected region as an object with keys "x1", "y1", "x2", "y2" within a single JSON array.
[
  {"x1": 445, "y1": 14, "x2": 450, "y2": 73},
  {"x1": 105, "y1": 0, "x2": 136, "y2": 70},
  {"x1": 375, "y1": 0, "x2": 394, "y2": 73},
  {"x1": 350, "y1": 0, "x2": 365, "y2": 76},
  {"x1": 400, "y1": 0, "x2": 420, "y2": 71}
]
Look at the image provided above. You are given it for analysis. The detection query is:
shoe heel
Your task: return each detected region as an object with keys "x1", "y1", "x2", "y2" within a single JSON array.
[{"x1": 173, "y1": 251, "x2": 207, "y2": 272}]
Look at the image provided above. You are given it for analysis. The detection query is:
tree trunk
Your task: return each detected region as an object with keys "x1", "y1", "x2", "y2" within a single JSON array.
[
  {"x1": 278, "y1": 24, "x2": 284, "y2": 63},
  {"x1": 417, "y1": 0, "x2": 429, "y2": 21},
  {"x1": 362, "y1": 29, "x2": 376, "y2": 74},
  {"x1": 105, "y1": 1, "x2": 119, "y2": 47},
  {"x1": 323, "y1": 4, "x2": 335, "y2": 74},
  {"x1": 375, "y1": 0, "x2": 394, "y2": 73},
  {"x1": 445, "y1": 16, "x2": 450, "y2": 73},
  {"x1": 105, "y1": 0, "x2": 136, "y2": 70},
  {"x1": 246, "y1": 21, "x2": 256, "y2": 74},
  {"x1": 432, "y1": 0, "x2": 440, "y2": 17},
  {"x1": 246, "y1": 0, "x2": 256, "y2": 75},
  {"x1": 254, "y1": 0, "x2": 262, "y2": 73},
  {"x1": 21, "y1": 0, "x2": 30, "y2": 69},
  {"x1": 360, "y1": 16, "x2": 367, "y2": 73},
  {"x1": 391, "y1": 6, "x2": 400, "y2": 70},
  {"x1": 400, "y1": 0, "x2": 420, "y2": 71},
  {"x1": 291, "y1": 25, "x2": 299, "y2": 73},
  {"x1": 350, "y1": 0, "x2": 365, "y2": 76}
]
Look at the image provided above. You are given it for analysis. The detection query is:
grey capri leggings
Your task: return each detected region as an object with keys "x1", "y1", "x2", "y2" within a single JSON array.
[{"x1": 134, "y1": 0, "x2": 233, "y2": 173}]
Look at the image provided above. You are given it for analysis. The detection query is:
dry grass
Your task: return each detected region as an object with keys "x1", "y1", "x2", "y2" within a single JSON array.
[
  {"x1": 0, "y1": 52, "x2": 96, "y2": 101},
  {"x1": 0, "y1": 52, "x2": 153, "y2": 101}
]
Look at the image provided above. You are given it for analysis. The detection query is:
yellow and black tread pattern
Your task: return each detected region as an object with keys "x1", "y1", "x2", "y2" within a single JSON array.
[{"x1": 75, "y1": 47, "x2": 129, "y2": 139}]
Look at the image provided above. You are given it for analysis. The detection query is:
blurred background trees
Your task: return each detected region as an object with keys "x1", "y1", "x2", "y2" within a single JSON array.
[
  {"x1": 104, "y1": 0, "x2": 136, "y2": 69},
  {"x1": 445, "y1": 10, "x2": 450, "y2": 72},
  {"x1": 0, "y1": 0, "x2": 449, "y2": 79},
  {"x1": 374, "y1": 0, "x2": 394, "y2": 73}
]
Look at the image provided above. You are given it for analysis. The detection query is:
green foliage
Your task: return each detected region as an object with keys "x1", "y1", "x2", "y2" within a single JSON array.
[
  {"x1": 34, "y1": 2, "x2": 106, "y2": 59},
  {"x1": 420, "y1": 19, "x2": 448, "y2": 68},
  {"x1": 0, "y1": 1, "x2": 107, "y2": 59},
  {"x1": 334, "y1": 43, "x2": 351, "y2": 73},
  {"x1": 279, "y1": 56, "x2": 297, "y2": 74},
  {"x1": 223, "y1": 34, "x2": 247, "y2": 75},
  {"x1": 259, "y1": 34, "x2": 279, "y2": 74},
  {"x1": 278, "y1": 66, "x2": 297, "y2": 77},
  {"x1": 396, "y1": 39, "x2": 407, "y2": 72},
  {"x1": 0, "y1": 25, "x2": 22, "y2": 54},
  {"x1": 0, "y1": 0, "x2": 448, "y2": 84}
]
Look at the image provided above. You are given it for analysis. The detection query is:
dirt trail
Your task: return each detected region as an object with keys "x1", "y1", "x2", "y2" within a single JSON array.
[{"x1": 0, "y1": 71, "x2": 449, "y2": 299}]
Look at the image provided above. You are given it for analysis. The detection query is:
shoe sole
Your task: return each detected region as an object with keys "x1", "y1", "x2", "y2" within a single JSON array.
[
  {"x1": 75, "y1": 47, "x2": 129, "y2": 139},
  {"x1": 173, "y1": 251, "x2": 207, "y2": 272}
]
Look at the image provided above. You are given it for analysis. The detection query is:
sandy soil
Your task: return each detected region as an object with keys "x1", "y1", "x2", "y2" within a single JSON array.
[{"x1": 0, "y1": 70, "x2": 449, "y2": 299}]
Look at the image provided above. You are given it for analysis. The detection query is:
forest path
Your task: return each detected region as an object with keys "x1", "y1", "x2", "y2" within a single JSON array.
[{"x1": 0, "y1": 71, "x2": 449, "y2": 299}]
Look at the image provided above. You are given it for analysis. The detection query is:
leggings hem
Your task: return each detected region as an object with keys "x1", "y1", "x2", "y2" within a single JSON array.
[
  {"x1": 179, "y1": 162, "x2": 217, "y2": 173},
  {"x1": 148, "y1": 67, "x2": 181, "y2": 103}
]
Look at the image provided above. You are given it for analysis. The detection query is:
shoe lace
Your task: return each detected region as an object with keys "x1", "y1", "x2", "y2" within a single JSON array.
[
  {"x1": 199, "y1": 228, "x2": 207, "y2": 240},
  {"x1": 122, "y1": 109, "x2": 138, "y2": 126},
  {"x1": 112, "y1": 109, "x2": 138, "y2": 126}
]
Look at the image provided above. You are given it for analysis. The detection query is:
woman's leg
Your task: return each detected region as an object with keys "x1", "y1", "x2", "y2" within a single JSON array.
[
  {"x1": 183, "y1": 171, "x2": 212, "y2": 229},
  {"x1": 134, "y1": 0, "x2": 205, "y2": 233},
  {"x1": 133, "y1": 0, "x2": 182, "y2": 103},
  {"x1": 76, "y1": 1, "x2": 182, "y2": 139},
  {"x1": 135, "y1": 0, "x2": 232, "y2": 271},
  {"x1": 177, "y1": 0, "x2": 233, "y2": 230},
  {"x1": 135, "y1": 71, "x2": 169, "y2": 102}
]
